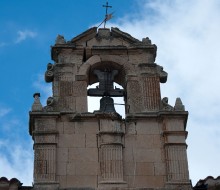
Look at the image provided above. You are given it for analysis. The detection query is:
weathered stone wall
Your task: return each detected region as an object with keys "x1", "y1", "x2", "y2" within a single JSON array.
[
  {"x1": 56, "y1": 117, "x2": 99, "y2": 188},
  {"x1": 29, "y1": 27, "x2": 192, "y2": 190}
]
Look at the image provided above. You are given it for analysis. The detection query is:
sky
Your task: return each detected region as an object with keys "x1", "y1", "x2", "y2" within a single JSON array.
[{"x1": 0, "y1": 0, "x2": 220, "y2": 186}]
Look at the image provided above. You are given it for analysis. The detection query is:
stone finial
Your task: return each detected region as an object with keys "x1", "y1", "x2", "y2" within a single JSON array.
[
  {"x1": 161, "y1": 97, "x2": 174, "y2": 111},
  {"x1": 97, "y1": 28, "x2": 111, "y2": 40},
  {"x1": 32, "y1": 93, "x2": 43, "y2": 111},
  {"x1": 55, "y1": 34, "x2": 66, "y2": 44},
  {"x1": 174, "y1": 97, "x2": 185, "y2": 111},
  {"x1": 142, "y1": 37, "x2": 151, "y2": 44}
]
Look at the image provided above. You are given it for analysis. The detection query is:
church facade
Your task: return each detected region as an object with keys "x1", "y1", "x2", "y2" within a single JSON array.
[
  {"x1": 2, "y1": 27, "x2": 209, "y2": 190},
  {"x1": 29, "y1": 27, "x2": 191, "y2": 190}
]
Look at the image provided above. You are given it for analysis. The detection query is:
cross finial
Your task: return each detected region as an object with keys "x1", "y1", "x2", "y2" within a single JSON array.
[{"x1": 103, "y1": 1, "x2": 112, "y2": 28}]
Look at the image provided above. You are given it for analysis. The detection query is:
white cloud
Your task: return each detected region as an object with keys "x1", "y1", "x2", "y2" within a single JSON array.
[
  {"x1": 0, "y1": 105, "x2": 33, "y2": 185},
  {"x1": 0, "y1": 108, "x2": 11, "y2": 118},
  {"x1": 107, "y1": 0, "x2": 220, "y2": 185},
  {"x1": 0, "y1": 139, "x2": 33, "y2": 185},
  {"x1": 15, "y1": 30, "x2": 37, "y2": 43}
]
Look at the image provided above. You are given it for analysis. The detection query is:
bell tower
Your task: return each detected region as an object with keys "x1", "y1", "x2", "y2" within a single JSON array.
[{"x1": 29, "y1": 27, "x2": 192, "y2": 190}]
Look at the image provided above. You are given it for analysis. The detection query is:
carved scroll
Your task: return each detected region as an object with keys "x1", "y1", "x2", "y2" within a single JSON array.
[{"x1": 45, "y1": 63, "x2": 54, "y2": 82}]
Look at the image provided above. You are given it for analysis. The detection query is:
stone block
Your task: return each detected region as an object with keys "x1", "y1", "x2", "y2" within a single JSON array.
[
  {"x1": 56, "y1": 122, "x2": 64, "y2": 134},
  {"x1": 125, "y1": 122, "x2": 137, "y2": 135},
  {"x1": 35, "y1": 118, "x2": 56, "y2": 131},
  {"x1": 68, "y1": 148, "x2": 98, "y2": 162},
  {"x1": 136, "y1": 162, "x2": 154, "y2": 175},
  {"x1": 58, "y1": 134, "x2": 85, "y2": 148},
  {"x1": 66, "y1": 175, "x2": 97, "y2": 188},
  {"x1": 135, "y1": 148, "x2": 162, "y2": 162},
  {"x1": 100, "y1": 119, "x2": 120, "y2": 132},
  {"x1": 67, "y1": 162, "x2": 75, "y2": 175},
  {"x1": 123, "y1": 148, "x2": 135, "y2": 162},
  {"x1": 57, "y1": 162, "x2": 67, "y2": 175},
  {"x1": 165, "y1": 119, "x2": 185, "y2": 131},
  {"x1": 153, "y1": 134, "x2": 162, "y2": 148},
  {"x1": 128, "y1": 53, "x2": 151, "y2": 65},
  {"x1": 99, "y1": 54, "x2": 127, "y2": 63},
  {"x1": 58, "y1": 81, "x2": 87, "y2": 97},
  {"x1": 75, "y1": 161, "x2": 98, "y2": 175},
  {"x1": 64, "y1": 122, "x2": 75, "y2": 134},
  {"x1": 136, "y1": 135, "x2": 154, "y2": 148},
  {"x1": 124, "y1": 162, "x2": 155, "y2": 176},
  {"x1": 124, "y1": 147, "x2": 162, "y2": 162},
  {"x1": 58, "y1": 96, "x2": 76, "y2": 112},
  {"x1": 126, "y1": 80, "x2": 143, "y2": 113},
  {"x1": 57, "y1": 148, "x2": 68, "y2": 162},
  {"x1": 57, "y1": 175, "x2": 67, "y2": 188},
  {"x1": 124, "y1": 135, "x2": 137, "y2": 148},
  {"x1": 166, "y1": 135, "x2": 186, "y2": 143},
  {"x1": 76, "y1": 97, "x2": 88, "y2": 113},
  {"x1": 124, "y1": 175, "x2": 165, "y2": 188},
  {"x1": 154, "y1": 162, "x2": 166, "y2": 175},
  {"x1": 58, "y1": 51, "x2": 83, "y2": 64},
  {"x1": 86, "y1": 134, "x2": 97, "y2": 148},
  {"x1": 124, "y1": 161, "x2": 135, "y2": 176},
  {"x1": 75, "y1": 121, "x2": 99, "y2": 134},
  {"x1": 136, "y1": 120, "x2": 160, "y2": 135},
  {"x1": 33, "y1": 183, "x2": 59, "y2": 190},
  {"x1": 35, "y1": 134, "x2": 56, "y2": 144}
]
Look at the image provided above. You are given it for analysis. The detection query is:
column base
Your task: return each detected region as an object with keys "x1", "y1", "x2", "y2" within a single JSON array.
[
  {"x1": 165, "y1": 181, "x2": 192, "y2": 190},
  {"x1": 33, "y1": 182, "x2": 59, "y2": 190},
  {"x1": 98, "y1": 181, "x2": 127, "y2": 189}
]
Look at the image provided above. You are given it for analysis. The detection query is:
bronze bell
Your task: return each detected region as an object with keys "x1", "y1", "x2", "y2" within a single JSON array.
[{"x1": 99, "y1": 97, "x2": 116, "y2": 113}]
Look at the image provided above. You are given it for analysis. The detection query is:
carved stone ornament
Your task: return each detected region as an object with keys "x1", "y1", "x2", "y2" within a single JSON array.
[
  {"x1": 174, "y1": 97, "x2": 185, "y2": 111},
  {"x1": 32, "y1": 93, "x2": 43, "y2": 111},
  {"x1": 156, "y1": 65, "x2": 168, "y2": 83},
  {"x1": 142, "y1": 37, "x2": 152, "y2": 44},
  {"x1": 160, "y1": 97, "x2": 174, "y2": 111},
  {"x1": 55, "y1": 34, "x2": 66, "y2": 44},
  {"x1": 45, "y1": 63, "x2": 54, "y2": 82},
  {"x1": 43, "y1": 97, "x2": 55, "y2": 111}
]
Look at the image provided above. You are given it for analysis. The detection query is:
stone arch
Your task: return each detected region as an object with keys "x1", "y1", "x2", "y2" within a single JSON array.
[{"x1": 77, "y1": 55, "x2": 135, "y2": 88}]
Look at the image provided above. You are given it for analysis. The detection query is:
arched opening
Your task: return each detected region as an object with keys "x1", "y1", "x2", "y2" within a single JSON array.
[
  {"x1": 87, "y1": 82, "x2": 125, "y2": 118},
  {"x1": 88, "y1": 61, "x2": 126, "y2": 88}
]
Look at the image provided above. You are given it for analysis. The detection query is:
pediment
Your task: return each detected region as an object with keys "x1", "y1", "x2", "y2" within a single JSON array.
[{"x1": 55, "y1": 27, "x2": 154, "y2": 48}]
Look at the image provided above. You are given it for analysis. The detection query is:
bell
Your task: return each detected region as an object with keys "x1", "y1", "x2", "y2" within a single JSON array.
[{"x1": 99, "y1": 97, "x2": 116, "y2": 113}]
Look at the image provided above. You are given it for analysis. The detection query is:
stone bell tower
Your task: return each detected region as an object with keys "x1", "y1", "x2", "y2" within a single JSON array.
[{"x1": 29, "y1": 27, "x2": 192, "y2": 190}]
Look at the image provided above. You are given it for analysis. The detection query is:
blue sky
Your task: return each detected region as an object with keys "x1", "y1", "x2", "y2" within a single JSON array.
[{"x1": 0, "y1": 0, "x2": 220, "y2": 186}]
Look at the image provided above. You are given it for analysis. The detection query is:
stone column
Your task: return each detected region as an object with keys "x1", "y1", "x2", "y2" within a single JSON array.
[
  {"x1": 98, "y1": 118, "x2": 127, "y2": 188},
  {"x1": 52, "y1": 63, "x2": 87, "y2": 113},
  {"x1": 165, "y1": 144, "x2": 189, "y2": 181},
  {"x1": 143, "y1": 76, "x2": 161, "y2": 111},
  {"x1": 33, "y1": 117, "x2": 59, "y2": 190},
  {"x1": 163, "y1": 116, "x2": 192, "y2": 190},
  {"x1": 126, "y1": 77, "x2": 144, "y2": 113}
]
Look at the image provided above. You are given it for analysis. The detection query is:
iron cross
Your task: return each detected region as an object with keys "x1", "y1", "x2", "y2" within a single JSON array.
[{"x1": 103, "y1": 1, "x2": 112, "y2": 28}]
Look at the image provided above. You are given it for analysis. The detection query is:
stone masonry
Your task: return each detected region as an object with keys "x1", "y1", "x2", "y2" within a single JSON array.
[{"x1": 29, "y1": 27, "x2": 192, "y2": 190}]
